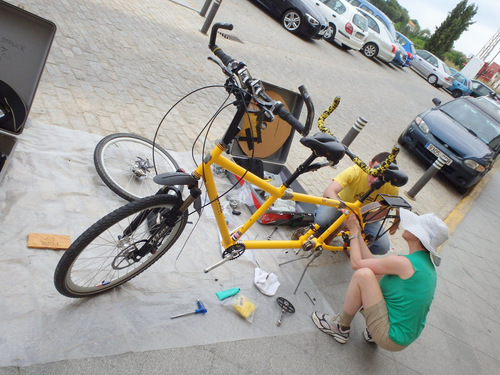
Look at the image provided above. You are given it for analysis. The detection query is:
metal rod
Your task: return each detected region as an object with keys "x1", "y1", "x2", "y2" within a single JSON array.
[
  {"x1": 341, "y1": 116, "x2": 367, "y2": 147},
  {"x1": 199, "y1": 0, "x2": 212, "y2": 16},
  {"x1": 405, "y1": 155, "x2": 448, "y2": 200},
  {"x1": 200, "y1": 0, "x2": 222, "y2": 35}
]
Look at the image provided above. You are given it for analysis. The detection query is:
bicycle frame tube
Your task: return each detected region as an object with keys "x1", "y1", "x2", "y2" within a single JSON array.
[{"x1": 193, "y1": 144, "x2": 365, "y2": 252}]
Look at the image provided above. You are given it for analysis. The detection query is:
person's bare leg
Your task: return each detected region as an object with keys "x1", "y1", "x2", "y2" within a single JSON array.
[{"x1": 339, "y1": 268, "x2": 384, "y2": 327}]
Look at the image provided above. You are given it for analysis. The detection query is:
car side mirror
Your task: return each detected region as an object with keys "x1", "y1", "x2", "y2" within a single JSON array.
[{"x1": 432, "y1": 98, "x2": 441, "y2": 107}]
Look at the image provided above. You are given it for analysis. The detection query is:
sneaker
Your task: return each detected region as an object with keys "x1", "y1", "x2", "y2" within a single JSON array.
[
  {"x1": 291, "y1": 227, "x2": 308, "y2": 240},
  {"x1": 363, "y1": 327, "x2": 375, "y2": 343},
  {"x1": 311, "y1": 312, "x2": 350, "y2": 344}
]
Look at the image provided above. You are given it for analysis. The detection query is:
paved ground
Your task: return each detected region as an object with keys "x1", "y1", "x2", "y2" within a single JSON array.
[{"x1": 1, "y1": 0, "x2": 498, "y2": 373}]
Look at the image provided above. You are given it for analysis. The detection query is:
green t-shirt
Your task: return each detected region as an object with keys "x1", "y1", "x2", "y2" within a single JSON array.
[
  {"x1": 334, "y1": 164, "x2": 399, "y2": 205},
  {"x1": 379, "y1": 250, "x2": 437, "y2": 346}
]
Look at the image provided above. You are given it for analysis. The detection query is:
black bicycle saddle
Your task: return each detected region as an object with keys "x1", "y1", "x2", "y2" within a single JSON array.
[{"x1": 300, "y1": 132, "x2": 345, "y2": 163}]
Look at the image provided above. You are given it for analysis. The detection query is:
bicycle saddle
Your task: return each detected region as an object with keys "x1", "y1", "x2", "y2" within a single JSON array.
[
  {"x1": 300, "y1": 132, "x2": 345, "y2": 163},
  {"x1": 381, "y1": 163, "x2": 408, "y2": 187}
]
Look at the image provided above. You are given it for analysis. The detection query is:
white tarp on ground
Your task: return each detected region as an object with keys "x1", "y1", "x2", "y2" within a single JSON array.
[{"x1": 0, "y1": 120, "x2": 338, "y2": 367}]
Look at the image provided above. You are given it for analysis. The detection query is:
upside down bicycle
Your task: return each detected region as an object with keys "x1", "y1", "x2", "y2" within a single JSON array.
[{"x1": 54, "y1": 23, "x2": 411, "y2": 298}]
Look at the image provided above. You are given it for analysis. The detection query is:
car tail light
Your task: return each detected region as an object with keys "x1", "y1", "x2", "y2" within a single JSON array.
[
  {"x1": 468, "y1": 81, "x2": 471, "y2": 90},
  {"x1": 391, "y1": 45, "x2": 396, "y2": 53},
  {"x1": 345, "y1": 22, "x2": 353, "y2": 35},
  {"x1": 407, "y1": 52, "x2": 412, "y2": 59},
  {"x1": 445, "y1": 77, "x2": 450, "y2": 81}
]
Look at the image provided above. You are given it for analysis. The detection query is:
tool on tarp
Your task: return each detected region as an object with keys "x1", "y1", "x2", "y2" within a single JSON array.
[{"x1": 170, "y1": 299, "x2": 207, "y2": 319}]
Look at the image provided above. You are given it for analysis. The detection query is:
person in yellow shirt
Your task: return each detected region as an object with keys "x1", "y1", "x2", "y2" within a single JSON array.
[{"x1": 312, "y1": 152, "x2": 398, "y2": 254}]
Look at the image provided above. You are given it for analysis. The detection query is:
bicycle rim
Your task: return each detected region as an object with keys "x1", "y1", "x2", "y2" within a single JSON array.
[
  {"x1": 54, "y1": 195, "x2": 187, "y2": 297},
  {"x1": 94, "y1": 133, "x2": 181, "y2": 201}
]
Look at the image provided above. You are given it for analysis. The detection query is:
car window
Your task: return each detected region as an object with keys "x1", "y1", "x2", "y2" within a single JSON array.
[
  {"x1": 350, "y1": 0, "x2": 361, "y2": 6},
  {"x1": 360, "y1": 5, "x2": 374, "y2": 15},
  {"x1": 440, "y1": 100, "x2": 500, "y2": 148},
  {"x1": 442, "y1": 63, "x2": 451, "y2": 75},
  {"x1": 455, "y1": 74, "x2": 466, "y2": 84},
  {"x1": 322, "y1": 0, "x2": 346, "y2": 15},
  {"x1": 416, "y1": 50, "x2": 430, "y2": 59},
  {"x1": 410, "y1": 44, "x2": 416, "y2": 54},
  {"x1": 427, "y1": 55, "x2": 438, "y2": 68},
  {"x1": 353, "y1": 13, "x2": 368, "y2": 31},
  {"x1": 397, "y1": 36, "x2": 407, "y2": 46},
  {"x1": 366, "y1": 15, "x2": 379, "y2": 33}
]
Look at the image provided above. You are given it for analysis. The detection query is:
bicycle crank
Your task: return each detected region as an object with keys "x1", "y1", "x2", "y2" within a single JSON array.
[{"x1": 203, "y1": 244, "x2": 245, "y2": 273}]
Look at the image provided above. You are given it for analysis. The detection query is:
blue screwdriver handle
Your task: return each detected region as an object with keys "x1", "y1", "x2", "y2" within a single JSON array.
[{"x1": 195, "y1": 299, "x2": 207, "y2": 314}]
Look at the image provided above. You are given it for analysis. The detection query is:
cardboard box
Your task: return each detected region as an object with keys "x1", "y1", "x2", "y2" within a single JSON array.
[{"x1": 0, "y1": 1, "x2": 56, "y2": 181}]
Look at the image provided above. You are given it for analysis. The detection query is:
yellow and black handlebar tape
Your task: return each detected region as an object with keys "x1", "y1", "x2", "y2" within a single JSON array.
[
  {"x1": 351, "y1": 146, "x2": 399, "y2": 177},
  {"x1": 317, "y1": 96, "x2": 341, "y2": 137}
]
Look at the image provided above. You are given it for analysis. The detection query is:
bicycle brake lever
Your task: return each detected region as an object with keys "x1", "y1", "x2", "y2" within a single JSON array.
[{"x1": 208, "y1": 56, "x2": 231, "y2": 75}]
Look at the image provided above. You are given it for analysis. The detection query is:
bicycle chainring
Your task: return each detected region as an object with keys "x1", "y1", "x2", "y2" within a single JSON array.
[{"x1": 222, "y1": 243, "x2": 246, "y2": 260}]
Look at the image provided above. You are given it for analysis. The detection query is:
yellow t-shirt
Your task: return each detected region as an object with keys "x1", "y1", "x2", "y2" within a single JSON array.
[{"x1": 334, "y1": 165, "x2": 399, "y2": 205}]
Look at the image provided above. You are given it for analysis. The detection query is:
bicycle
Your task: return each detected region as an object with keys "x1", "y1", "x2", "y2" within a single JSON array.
[{"x1": 54, "y1": 23, "x2": 411, "y2": 298}]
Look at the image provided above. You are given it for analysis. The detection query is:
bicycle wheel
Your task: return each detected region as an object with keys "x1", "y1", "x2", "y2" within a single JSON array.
[
  {"x1": 94, "y1": 133, "x2": 181, "y2": 201},
  {"x1": 54, "y1": 194, "x2": 187, "y2": 298}
]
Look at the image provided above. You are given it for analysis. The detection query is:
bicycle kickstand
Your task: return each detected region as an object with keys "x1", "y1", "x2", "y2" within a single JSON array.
[{"x1": 292, "y1": 248, "x2": 323, "y2": 295}]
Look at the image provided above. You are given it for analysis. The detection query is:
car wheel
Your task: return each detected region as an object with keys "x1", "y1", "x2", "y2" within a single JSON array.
[
  {"x1": 427, "y1": 74, "x2": 438, "y2": 85},
  {"x1": 452, "y1": 89, "x2": 462, "y2": 98},
  {"x1": 324, "y1": 23, "x2": 336, "y2": 43},
  {"x1": 282, "y1": 10, "x2": 301, "y2": 33},
  {"x1": 362, "y1": 42, "x2": 378, "y2": 58}
]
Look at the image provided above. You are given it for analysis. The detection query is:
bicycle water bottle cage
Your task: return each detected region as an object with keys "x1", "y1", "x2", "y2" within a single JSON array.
[{"x1": 300, "y1": 132, "x2": 345, "y2": 163}]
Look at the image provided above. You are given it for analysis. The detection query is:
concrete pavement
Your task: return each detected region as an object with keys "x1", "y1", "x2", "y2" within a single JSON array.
[{"x1": 1, "y1": 0, "x2": 499, "y2": 373}]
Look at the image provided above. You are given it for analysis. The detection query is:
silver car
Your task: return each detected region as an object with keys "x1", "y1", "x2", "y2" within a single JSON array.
[{"x1": 412, "y1": 49, "x2": 455, "y2": 89}]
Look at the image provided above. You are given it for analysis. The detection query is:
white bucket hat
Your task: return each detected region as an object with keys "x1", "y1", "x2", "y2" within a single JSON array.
[{"x1": 400, "y1": 209, "x2": 449, "y2": 266}]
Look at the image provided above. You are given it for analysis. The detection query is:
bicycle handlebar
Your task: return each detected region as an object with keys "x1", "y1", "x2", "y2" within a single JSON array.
[{"x1": 208, "y1": 23, "x2": 311, "y2": 136}]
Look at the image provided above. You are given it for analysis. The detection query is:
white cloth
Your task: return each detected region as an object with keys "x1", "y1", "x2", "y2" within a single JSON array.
[{"x1": 254, "y1": 267, "x2": 280, "y2": 296}]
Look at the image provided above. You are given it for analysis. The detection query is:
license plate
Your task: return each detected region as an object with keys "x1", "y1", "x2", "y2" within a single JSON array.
[
  {"x1": 355, "y1": 32, "x2": 364, "y2": 39},
  {"x1": 425, "y1": 142, "x2": 452, "y2": 165}
]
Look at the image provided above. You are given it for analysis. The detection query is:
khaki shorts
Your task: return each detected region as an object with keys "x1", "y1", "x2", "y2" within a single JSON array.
[{"x1": 361, "y1": 300, "x2": 408, "y2": 352}]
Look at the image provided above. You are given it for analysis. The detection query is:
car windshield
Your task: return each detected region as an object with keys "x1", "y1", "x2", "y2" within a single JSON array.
[{"x1": 440, "y1": 100, "x2": 500, "y2": 149}]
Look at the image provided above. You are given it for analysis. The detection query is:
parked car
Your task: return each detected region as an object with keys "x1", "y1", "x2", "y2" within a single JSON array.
[
  {"x1": 250, "y1": 0, "x2": 328, "y2": 39},
  {"x1": 347, "y1": 0, "x2": 397, "y2": 40},
  {"x1": 411, "y1": 49, "x2": 455, "y2": 89},
  {"x1": 470, "y1": 79, "x2": 496, "y2": 98},
  {"x1": 314, "y1": 0, "x2": 368, "y2": 50},
  {"x1": 447, "y1": 68, "x2": 472, "y2": 98},
  {"x1": 392, "y1": 42, "x2": 408, "y2": 68},
  {"x1": 399, "y1": 96, "x2": 500, "y2": 192},
  {"x1": 356, "y1": 8, "x2": 396, "y2": 62},
  {"x1": 396, "y1": 31, "x2": 415, "y2": 67}
]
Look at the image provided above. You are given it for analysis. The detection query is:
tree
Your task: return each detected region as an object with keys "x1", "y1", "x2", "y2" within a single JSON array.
[{"x1": 425, "y1": 0, "x2": 477, "y2": 58}]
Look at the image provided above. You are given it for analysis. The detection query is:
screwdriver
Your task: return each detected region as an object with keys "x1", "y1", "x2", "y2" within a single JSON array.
[{"x1": 170, "y1": 299, "x2": 207, "y2": 319}]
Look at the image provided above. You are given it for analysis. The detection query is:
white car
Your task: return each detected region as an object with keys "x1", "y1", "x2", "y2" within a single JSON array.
[
  {"x1": 313, "y1": 0, "x2": 368, "y2": 50},
  {"x1": 357, "y1": 8, "x2": 396, "y2": 63}
]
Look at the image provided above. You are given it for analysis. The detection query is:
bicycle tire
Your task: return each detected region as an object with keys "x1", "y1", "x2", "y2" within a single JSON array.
[
  {"x1": 54, "y1": 194, "x2": 187, "y2": 298},
  {"x1": 94, "y1": 133, "x2": 181, "y2": 201}
]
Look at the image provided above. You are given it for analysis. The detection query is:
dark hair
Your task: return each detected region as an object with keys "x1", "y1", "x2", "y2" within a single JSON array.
[{"x1": 371, "y1": 152, "x2": 397, "y2": 165}]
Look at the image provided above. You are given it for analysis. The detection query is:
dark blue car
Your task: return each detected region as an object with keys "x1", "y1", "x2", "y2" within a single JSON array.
[
  {"x1": 399, "y1": 96, "x2": 500, "y2": 192},
  {"x1": 396, "y1": 32, "x2": 415, "y2": 67}
]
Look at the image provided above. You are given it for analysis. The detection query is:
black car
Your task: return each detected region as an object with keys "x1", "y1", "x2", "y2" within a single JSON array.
[
  {"x1": 251, "y1": 0, "x2": 328, "y2": 39},
  {"x1": 399, "y1": 96, "x2": 500, "y2": 192}
]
